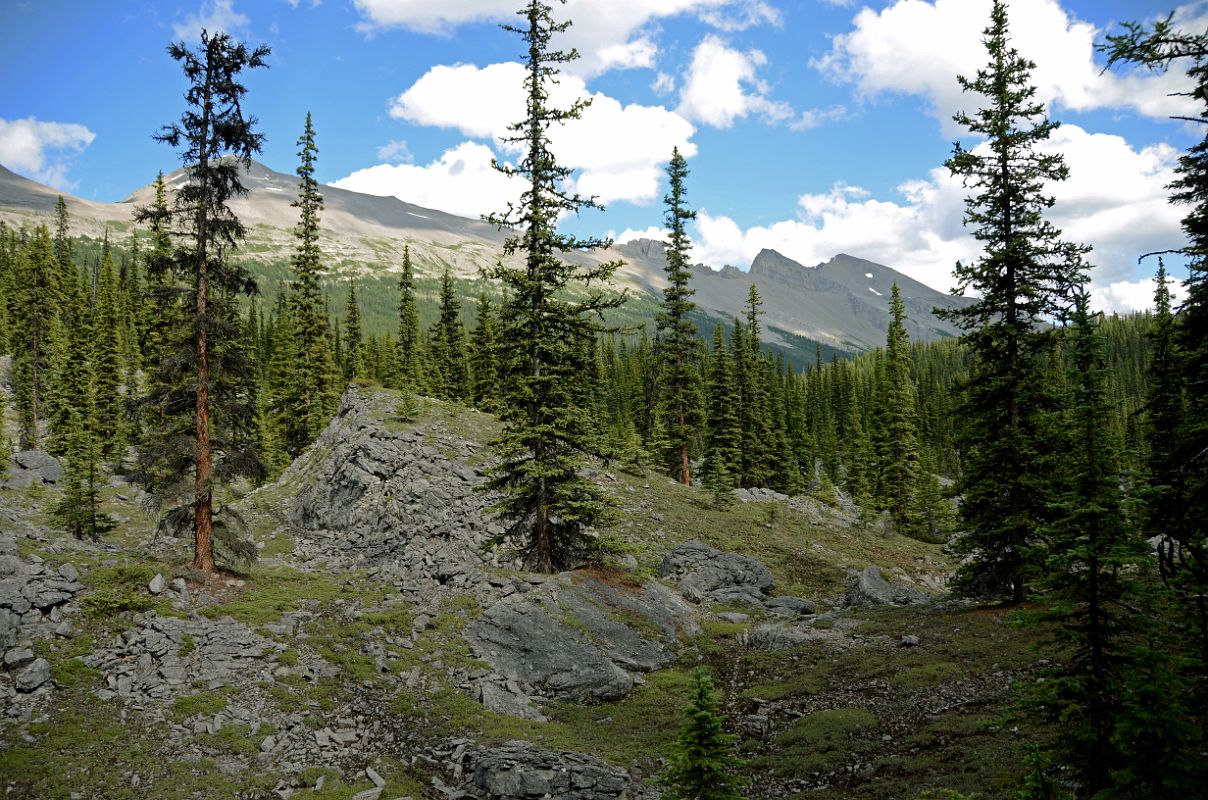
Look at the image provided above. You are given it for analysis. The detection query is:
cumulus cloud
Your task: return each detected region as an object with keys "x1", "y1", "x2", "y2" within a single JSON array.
[
  {"x1": 330, "y1": 141, "x2": 519, "y2": 220},
  {"x1": 0, "y1": 117, "x2": 96, "y2": 191},
  {"x1": 689, "y1": 125, "x2": 1182, "y2": 312},
  {"x1": 677, "y1": 35, "x2": 794, "y2": 128},
  {"x1": 172, "y1": 0, "x2": 250, "y2": 41},
  {"x1": 386, "y1": 61, "x2": 697, "y2": 206},
  {"x1": 815, "y1": 0, "x2": 1197, "y2": 131},
  {"x1": 1092, "y1": 277, "x2": 1188, "y2": 315},
  {"x1": 352, "y1": 0, "x2": 779, "y2": 76}
]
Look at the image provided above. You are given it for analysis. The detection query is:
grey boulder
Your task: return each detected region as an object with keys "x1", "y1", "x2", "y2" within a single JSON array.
[
  {"x1": 843, "y1": 566, "x2": 929, "y2": 607},
  {"x1": 658, "y1": 540, "x2": 774, "y2": 606}
]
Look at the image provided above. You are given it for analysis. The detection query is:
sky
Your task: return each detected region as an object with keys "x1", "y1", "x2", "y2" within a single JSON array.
[{"x1": 0, "y1": 0, "x2": 1201, "y2": 311}]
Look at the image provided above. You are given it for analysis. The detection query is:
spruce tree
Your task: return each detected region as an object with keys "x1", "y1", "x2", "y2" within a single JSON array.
[
  {"x1": 738, "y1": 289, "x2": 773, "y2": 488},
  {"x1": 136, "y1": 173, "x2": 192, "y2": 497},
  {"x1": 878, "y1": 284, "x2": 922, "y2": 536},
  {"x1": 654, "y1": 147, "x2": 702, "y2": 485},
  {"x1": 343, "y1": 281, "x2": 365, "y2": 381},
  {"x1": 659, "y1": 668, "x2": 746, "y2": 800},
  {"x1": 52, "y1": 339, "x2": 111, "y2": 540},
  {"x1": 470, "y1": 291, "x2": 500, "y2": 411},
  {"x1": 1033, "y1": 292, "x2": 1143, "y2": 794},
  {"x1": 396, "y1": 244, "x2": 422, "y2": 389},
  {"x1": 1104, "y1": 11, "x2": 1208, "y2": 675},
  {"x1": 93, "y1": 243, "x2": 125, "y2": 457},
  {"x1": 12, "y1": 226, "x2": 61, "y2": 450},
  {"x1": 939, "y1": 0, "x2": 1089, "y2": 601},
  {"x1": 482, "y1": 0, "x2": 624, "y2": 572},
  {"x1": 135, "y1": 30, "x2": 270, "y2": 573},
  {"x1": 704, "y1": 325, "x2": 741, "y2": 487},
  {"x1": 431, "y1": 266, "x2": 469, "y2": 400},
  {"x1": 287, "y1": 112, "x2": 341, "y2": 445}
]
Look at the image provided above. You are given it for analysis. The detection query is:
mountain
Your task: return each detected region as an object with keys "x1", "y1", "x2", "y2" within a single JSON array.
[{"x1": 0, "y1": 160, "x2": 970, "y2": 357}]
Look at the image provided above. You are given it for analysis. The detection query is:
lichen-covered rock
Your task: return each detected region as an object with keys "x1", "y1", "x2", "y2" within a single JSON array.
[
  {"x1": 843, "y1": 565, "x2": 929, "y2": 607},
  {"x1": 465, "y1": 573, "x2": 698, "y2": 706},
  {"x1": 258, "y1": 386, "x2": 500, "y2": 596},
  {"x1": 658, "y1": 540, "x2": 774, "y2": 605},
  {"x1": 462, "y1": 740, "x2": 653, "y2": 800}
]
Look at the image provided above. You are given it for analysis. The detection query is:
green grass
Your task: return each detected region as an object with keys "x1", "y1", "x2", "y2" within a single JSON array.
[
  {"x1": 169, "y1": 691, "x2": 231, "y2": 722},
  {"x1": 756, "y1": 707, "x2": 879, "y2": 778}
]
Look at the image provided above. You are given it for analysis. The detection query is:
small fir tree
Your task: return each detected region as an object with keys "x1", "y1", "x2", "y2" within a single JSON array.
[{"x1": 659, "y1": 668, "x2": 746, "y2": 800}]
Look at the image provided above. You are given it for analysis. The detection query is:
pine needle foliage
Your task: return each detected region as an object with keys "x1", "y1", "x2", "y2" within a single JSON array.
[
  {"x1": 939, "y1": 0, "x2": 1089, "y2": 602},
  {"x1": 482, "y1": 0, "x2": 624, "y2": 572}
]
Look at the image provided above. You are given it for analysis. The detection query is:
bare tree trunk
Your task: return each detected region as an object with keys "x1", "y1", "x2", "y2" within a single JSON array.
[{"x1": 193, "y1": 253, "x2": 214, "y2": 573}]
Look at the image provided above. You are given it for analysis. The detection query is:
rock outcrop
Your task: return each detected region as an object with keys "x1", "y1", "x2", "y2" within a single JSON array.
[
  {"x1": 262, "y1": 387, "x2": 501, "y2": 596},
  {"x1": 460, "y1": 741, "x2": 654, "y2": 800},
  {"x1": 1, "y1": 450, "x2": 63, "y2": 489},
  {"x1": 843, "y1": 565, "x2": 930, "y2": 607},
  {"x1": 465, "y1": 572, "x2": 699, "y2": 706}
]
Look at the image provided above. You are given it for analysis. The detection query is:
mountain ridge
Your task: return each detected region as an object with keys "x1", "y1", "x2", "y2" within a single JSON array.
[{"x1": 0, "y1": 160, "x2": 970, "y2": 354}]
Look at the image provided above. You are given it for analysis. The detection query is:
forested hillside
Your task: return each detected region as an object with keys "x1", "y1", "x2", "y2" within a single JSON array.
[{"x1": 1, "y1": 1, "x2": 1207, "y2": 798}]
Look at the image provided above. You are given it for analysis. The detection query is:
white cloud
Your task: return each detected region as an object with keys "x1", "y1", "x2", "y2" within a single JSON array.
[
  {"x1": 376, "y1": 139, "x2": 413, "y2": 164},
  {"x1": 791, "y1": 105, "x2": 850, "y2": 131},
  {"x1": 1092, "y1": 277, "x2": 1188, "y2": 315},
  {"x1": 690, "y1": 125, "x2": 1183, "y2": 312},
  {"x1": 651, "y1": 71, "x2": 676, "y2": 95},
  {"x1": 387, "y1": 61, "x2": 697, "y2": 206},
  {"x1": 815, "y1": 0, "x2": 1198, "y2": 131},
  {"x1": 0, "y1": 117, "x2": 96, "y2": 191},
  {"x1": 172, "y1": 0, "x2": 250, "y2": 41},
  {"x1": 677, "y1": 35, "x2": 793, "y2": 128},
  {"x1": 351, "y1": 0, "x2": 779, "y2": 76},
  {"x1": 698, "y1": 0, "x2": 781, "y2": 32},
  {"x1": 330, "y1": 141, "x2": 519, "y2": 220},
  {"x1": 615, "y1": 225, "x2": 669, "y2": 244}
]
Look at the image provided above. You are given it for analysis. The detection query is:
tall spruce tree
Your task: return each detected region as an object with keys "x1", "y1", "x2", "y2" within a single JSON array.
[
  {"x1": 738, "y1": 287, "x2": 773, "y2": 488},
  {"x1": 431, "y1": 266, "x2": 469, "y2": 400},
  {"x1": 470, "y1": 291, "x2": 500, "y2": 411},
  {"x1": 135, "y1": 30, "x2": 270, "y2": 573},
  {"x1": 1104, "y1": 10, "x2": 1208, "y2": 675},
  {"x1": 878, "y1": 284, "x2": 922, "y2": 536},
  {"x1": 93, "y1": 243, "x2": 125, "y2": 457},
  {"x1": 482, "y1": 0, "x2": 624, "y2": 572},
  {"x1": 12, "y1": 226, "x2": 61, "y2": 450},
  {"x1": 287, "y1": 112, "x2": 340, "y2": 447},
  {"x1": 136, "y1": 173, "x2": 193, "y2": 497},
  {"x1": 396, "y1": 244, "x2": 422, "y2": 389},
  {"x1": 654, "y1": 147, "x2": 702, "y2": 485},
  {"x1": 1033, "y1": 292, "x2": 1143, "y2": 794},
  {"x1": 704, "y1": 324, "x2": 741, "y2": 489},
  {"x1": 939, "y1": 0, "x2": 1089, "y2": 601},
  {"x1": 343, "y1": 281, "x2": 365, "y2": 381}
]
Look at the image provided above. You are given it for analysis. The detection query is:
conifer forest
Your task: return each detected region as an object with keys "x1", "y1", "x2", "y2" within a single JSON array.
[{"x1": 0, "y1": 1, "x2": 1206, "y2": 798}]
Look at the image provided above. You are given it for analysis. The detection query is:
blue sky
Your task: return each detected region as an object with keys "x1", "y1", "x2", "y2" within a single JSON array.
[{"x1": 0, "y1": 0, "x2": 1199, "y2": 309}]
